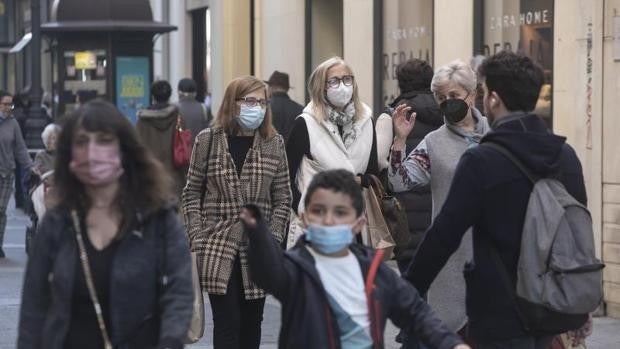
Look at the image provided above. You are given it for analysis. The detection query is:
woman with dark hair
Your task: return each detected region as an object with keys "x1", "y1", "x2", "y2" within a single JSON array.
[
  {"x1": 18, "y1": 100, "x2": 193, "y2": 349},
  {"x1": 182, "y1": 75, "x2": 291, "y2": 349}
]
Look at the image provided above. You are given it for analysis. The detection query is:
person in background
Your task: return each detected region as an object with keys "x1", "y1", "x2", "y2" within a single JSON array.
[
  {"x1": 177, "y1": 78, "x2": 211, "y2": 145},
  {"x1": 375, "y1": 59, "x2": 443, "y2": 271},
  {"x1": 241, "y1": 169, "x2": 469, "y2": 349},
  {"x1": 0, "y1": 91, "x2": 32, "y2": 258},
  {"x1": 137, "y1": 80, "x2": 186, "y2": 199},
  {"x1": 182, "y1": 76, "x2": 291, "y2": 349},
  {"x1": 265, "y1": 70, "x2": 303, "y2": 141},
  {"x1": 18, "y1": 100, "x2": 192, "y2": 349},
  {"x1": 33, "y1": 123, "x2": 61, "y2": 176},
  {"x1": 469, "y1": 55, "x2": 486, "y2": 112},
  {"x1": 388, "y1": 60, "x2": 489, "y2": 344},
  {"x1": 287, "y1": 56, "x2": 378, "y2": 214}
]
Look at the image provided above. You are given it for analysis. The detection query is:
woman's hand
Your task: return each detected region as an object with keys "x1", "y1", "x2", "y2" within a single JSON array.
[
  {"x1": 239, "y1": 207, "x2": 258, "y2": 229},
  {"x1": 392, "y1": 104, "x2": 416, "y2": 148}
]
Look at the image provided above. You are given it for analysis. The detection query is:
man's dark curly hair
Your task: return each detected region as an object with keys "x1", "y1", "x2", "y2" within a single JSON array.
[
  {"x1": 396, "y1": 59, "x2": 434, "y2": 93},
  {"x1": 150, "y1": 80, "x2": 172, "y2": 103},
  {"x1": 304, "y1": 169, "x2": 364, "y2": 217},
  {"x1": 477, "y1": 51, "x2": 544, "y2": 112}
]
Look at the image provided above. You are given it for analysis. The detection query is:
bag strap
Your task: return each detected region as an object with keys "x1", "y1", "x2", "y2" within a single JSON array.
[
  {"x1": 71, "y1": 210, "x2": 114, "y2": 349},
  {"x1": 365, "y1": 249, "x2": 384, "y2": 347},
  {"x1": 482, "y1": 142, "x2": 538, "y2": 184},
  {"x1": 199, "y1": 129, "x2": 214, "y2": 211}
]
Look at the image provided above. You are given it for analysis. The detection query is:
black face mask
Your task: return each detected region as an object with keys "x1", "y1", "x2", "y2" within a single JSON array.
[{"x1": 440, "y1": 97, "x2": 470, "y2": 124}]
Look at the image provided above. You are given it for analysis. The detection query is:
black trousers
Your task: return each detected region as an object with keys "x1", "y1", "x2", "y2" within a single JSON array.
[{"x1": 208, "y1": 258, "x2": 265, "y2": 349}]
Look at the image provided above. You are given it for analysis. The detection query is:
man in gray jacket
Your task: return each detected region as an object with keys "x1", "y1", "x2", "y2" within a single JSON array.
[
  {"x1": 177, "y1": 78, "x2": 211, "y2": 145},
  {"x1": 0, "y1": 91, "x2": 32, "y2": 258}
]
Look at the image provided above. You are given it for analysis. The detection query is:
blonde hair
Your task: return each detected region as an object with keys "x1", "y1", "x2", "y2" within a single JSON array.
[
  {"x1": 307, "y1": 56, "x2": 363, "y2": 122},
  {"x1": 431, "y1": 59, "x2": 477, "y2": 98},
  {"x1": 214, "y1": 76, "x2": 276, "y2": 139}
]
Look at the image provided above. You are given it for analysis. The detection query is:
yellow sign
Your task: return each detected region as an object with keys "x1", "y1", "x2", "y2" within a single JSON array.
[
  {"x1": 75, "y1": 51, "x2": 97, "y2": 70},
  {"x1": 121, "y1": 75, "x2": 145, "y2": 98}
]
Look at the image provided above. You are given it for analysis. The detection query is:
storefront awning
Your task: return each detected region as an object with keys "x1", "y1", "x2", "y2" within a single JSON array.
[
  {"x1": 9, "y1": 33, "x2": 33, "y2": 53},
  {"x1": 41, "y1": 20, "x2": 176, "y2": 34}
]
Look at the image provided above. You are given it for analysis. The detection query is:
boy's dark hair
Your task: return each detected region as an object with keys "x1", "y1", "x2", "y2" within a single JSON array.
[
  {"x1": 151, "y1": 80, "x2": 172, "y2": 103},
  {"x1": 477, "y1": 51, "x2": 544, "y2": 112},
  {"x1": 304, "y1": 170, "x2": 364, "y2": 216},
  {"x1": 178, "y1": 78, "x2": 197, "y2": 93},
  {"x1": 396, "y1": 59, "x2": 434, "y2": 93},
  {"x1": 0, "y1": 90, "x2": 11, "y2": 99}
]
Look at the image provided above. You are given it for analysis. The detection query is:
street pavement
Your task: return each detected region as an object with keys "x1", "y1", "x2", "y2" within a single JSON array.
[{"x1": 1, "y1": 200, "x2": 619, "y2": 348}]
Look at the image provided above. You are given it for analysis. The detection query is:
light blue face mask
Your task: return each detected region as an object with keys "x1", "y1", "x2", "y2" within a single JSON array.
[
  {"x1": 305, "y1": 223, "x2": 354, "y2": 254},
  {"x1": 237, "y1": 105, "x2": 265, "y2": 130}
]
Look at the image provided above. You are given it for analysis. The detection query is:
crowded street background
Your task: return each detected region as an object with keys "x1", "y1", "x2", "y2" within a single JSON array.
[{"x1": 2, "y1": 1, "x2": 620, "y2": 349}]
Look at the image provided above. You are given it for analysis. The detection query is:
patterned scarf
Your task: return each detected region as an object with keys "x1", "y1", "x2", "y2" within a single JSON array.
[{"x1": 327, "y1": 102, "x2": 358, "y2": 149}]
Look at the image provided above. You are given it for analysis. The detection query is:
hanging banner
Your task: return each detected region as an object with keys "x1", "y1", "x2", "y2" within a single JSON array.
[{"x1": 115, "y1": 56, "x2": 150, "y2": 123}]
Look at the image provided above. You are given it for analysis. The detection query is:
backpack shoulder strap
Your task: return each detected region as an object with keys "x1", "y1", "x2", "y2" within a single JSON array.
[{"x1": 482, "y1": 142, "x2": 538, "y2": 184}]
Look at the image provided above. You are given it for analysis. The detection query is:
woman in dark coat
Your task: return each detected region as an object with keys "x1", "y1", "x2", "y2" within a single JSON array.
[{"x1": 18, "y1": 100, "x2": 193, "y2": 349}]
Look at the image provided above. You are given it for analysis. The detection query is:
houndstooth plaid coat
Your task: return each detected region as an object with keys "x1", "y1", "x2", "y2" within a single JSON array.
[{"x1": 182, "y1": 127, "x2": 291, "y2": 299}]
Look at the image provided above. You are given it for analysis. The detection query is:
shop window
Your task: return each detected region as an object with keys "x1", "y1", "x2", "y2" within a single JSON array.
[
  {"x1": 381, "y1": 0, "x2": 434, "y2": 106},
  {"x1": 62, "y1": 49, "x2": 107, "y2": 111},
  {"x1": 476, "y1": 0, "x2": 554, "y2": 127}
]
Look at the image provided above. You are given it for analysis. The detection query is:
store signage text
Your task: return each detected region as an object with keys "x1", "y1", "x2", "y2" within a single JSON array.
[{"x1": 489, "y1": 10, "x2": 551, "y2": 30}]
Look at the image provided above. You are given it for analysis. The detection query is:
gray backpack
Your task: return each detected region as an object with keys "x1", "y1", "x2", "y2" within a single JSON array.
[{"x1": 485, "y1": 142, "x2": 604, "y2": 334}]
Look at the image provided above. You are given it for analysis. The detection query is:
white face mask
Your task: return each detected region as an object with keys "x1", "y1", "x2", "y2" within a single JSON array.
[{"x1": 325, "y1": 83, "x2": 353, "y2": 108}]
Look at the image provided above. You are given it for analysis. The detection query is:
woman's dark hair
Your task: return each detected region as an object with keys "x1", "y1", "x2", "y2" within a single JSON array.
[
  {"x1": 54, "y1": 100, "x2": 175, "y2": 229},
  {"x1": 396, "y1": 59, "x2": 434, "y2": 93},
  {"x1": 151, "y1": 80, "x2": 172, "y2": 103},
  {"x1": 477, "y1": 51, "x2": 544, "y2": 112},
  {"x1": 304, "y1": 169, "x2": 364, "y2": 217}
]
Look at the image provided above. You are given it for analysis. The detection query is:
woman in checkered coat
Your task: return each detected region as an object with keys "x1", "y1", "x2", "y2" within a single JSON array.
[{"x1": 182, "y1": 76, "x2": 291, "y2": 349}]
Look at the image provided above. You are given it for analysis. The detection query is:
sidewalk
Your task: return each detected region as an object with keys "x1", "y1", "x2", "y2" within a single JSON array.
[{"x1": 1, "y1": 201, "x2": 619, "y2": 348}]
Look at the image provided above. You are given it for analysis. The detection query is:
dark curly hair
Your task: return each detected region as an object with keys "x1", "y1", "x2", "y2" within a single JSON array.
[
  {"x1": 396, "y1": 59, "x2": 434, "y2": 93},
  {"x1": 304, "y1": 169, "x2": 364, "y2": 217},
  {"x1": 151, "y1": 80, "x2": 172, "y2": 103},
  {"x1": 54, "y1": 100, "x2": 175, "y2": 231},
  {"x1": 477, "y1": 51, "x2": 544, "y2": 112}
]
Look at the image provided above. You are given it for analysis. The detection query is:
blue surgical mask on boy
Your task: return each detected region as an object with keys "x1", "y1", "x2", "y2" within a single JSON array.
[
  {"x1": 237, "y1": 105, "x2": 265, "y2": 130},
  {"x1": 305, "y1": 224, "x2": 354, "y2": 254}
]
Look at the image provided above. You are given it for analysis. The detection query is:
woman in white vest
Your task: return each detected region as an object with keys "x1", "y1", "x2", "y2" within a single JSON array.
[{"x1": 287, "y1": 56, "x2": 378, "y2": 214}]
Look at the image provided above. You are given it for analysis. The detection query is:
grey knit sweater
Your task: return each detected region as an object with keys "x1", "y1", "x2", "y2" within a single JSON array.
[
  {"x1": 0, "y1": 116, "x2": 32, "y2": 177},
  {"x1": 388, "y1": 108, "x2": 489, "y2": 331}
]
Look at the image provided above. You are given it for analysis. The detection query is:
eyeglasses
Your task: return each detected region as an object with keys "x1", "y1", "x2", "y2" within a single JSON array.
[
  {"x1": 326, "y1": 75, "x2": 354, "y2": 89},
  {"x1": 236, "y1": 97, "x2": 269, "y2": 108}
]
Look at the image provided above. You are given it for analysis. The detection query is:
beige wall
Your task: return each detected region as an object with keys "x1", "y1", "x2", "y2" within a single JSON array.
[
  {"x1": 344, "y1": 0, "x2": 374, "y2": 109},
  {"x1": 433, "y1": 0, "x2": 474, "y2": 67},
  {"x1": 207, "y1": 0, "x2": 252, "y2": 115},
  {"x1": 254, "y1": 0, "x2": 306, "y2": 105},
  {"x1": 602, "y1": 0, "x2": 620, "y2": 318}
]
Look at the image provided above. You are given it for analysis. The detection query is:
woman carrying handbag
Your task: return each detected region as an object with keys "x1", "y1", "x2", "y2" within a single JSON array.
[{"x1": 17, "y1": 100, "x2": 193, "y2": 349}]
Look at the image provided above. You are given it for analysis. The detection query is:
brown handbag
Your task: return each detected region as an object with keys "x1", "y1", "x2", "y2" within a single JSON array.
[
  {"x1": 362, "y1": 185, "x2": 396, "y2": 260},
  {"x1": 368, "y1": 175, "x2": 410, "y2": 258}
]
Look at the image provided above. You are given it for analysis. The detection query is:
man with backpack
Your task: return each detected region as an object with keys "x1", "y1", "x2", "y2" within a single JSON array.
[{"x1": 405, "y1": 51, "x2": 603, "y2": 348}]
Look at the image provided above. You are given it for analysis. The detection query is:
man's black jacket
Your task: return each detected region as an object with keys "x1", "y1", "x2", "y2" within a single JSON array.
[
  {"x1": 406, "y1": 113, "x2": 587, "y2": 340},
  {"x1": 245, "y1": 210, "x2": 463, "y2": 349}
]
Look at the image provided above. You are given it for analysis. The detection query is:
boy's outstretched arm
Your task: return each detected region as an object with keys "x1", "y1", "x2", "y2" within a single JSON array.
[
  {"x1": 241, "y1": 205, "x2": 290, "y2": 301},
  {"x1": 385, "y1": 264, "x2": 469, "y2": 349}
]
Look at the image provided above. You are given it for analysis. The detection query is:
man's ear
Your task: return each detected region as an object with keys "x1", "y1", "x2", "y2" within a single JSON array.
[
  {"x1": 299, "y1": 212, "x2": 309, "y2": 229},
  {"x1": 352, "y1": 215, "x2": 367, "y2": 235},
  {"x1": 489, "y1": 91, "x2": 503, "y2": 110}
]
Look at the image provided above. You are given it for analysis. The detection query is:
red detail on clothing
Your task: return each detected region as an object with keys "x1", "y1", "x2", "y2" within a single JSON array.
[{"x1": 365, "y1": 250, "x2": 385, "y2": 348}]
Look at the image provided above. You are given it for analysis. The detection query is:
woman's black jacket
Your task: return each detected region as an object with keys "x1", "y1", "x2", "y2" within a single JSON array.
[{"x1": 17, "y1": 206, "x2": 193, "y2": 349}]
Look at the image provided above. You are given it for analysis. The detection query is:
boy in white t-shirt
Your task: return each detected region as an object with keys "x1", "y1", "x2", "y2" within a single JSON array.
[{"x1": 241, "y1": 169, "x2": 469, "y2": 349}]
